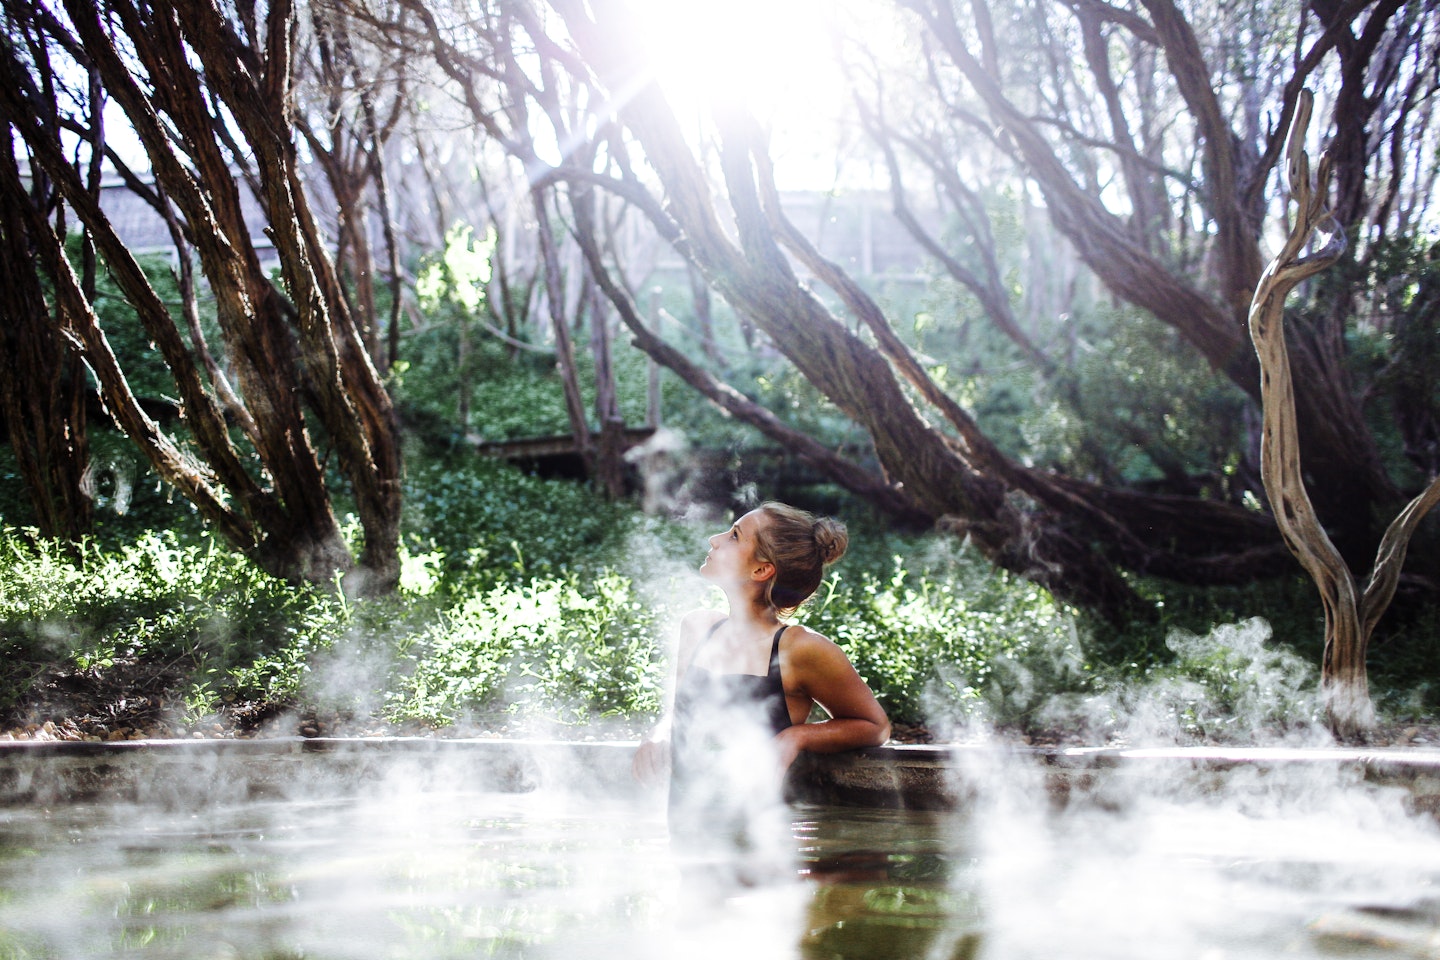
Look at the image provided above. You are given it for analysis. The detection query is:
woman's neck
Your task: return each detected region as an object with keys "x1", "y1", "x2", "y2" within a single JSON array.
[{"x1": 721, "y1": 587, "x2": 779, "y2": 629}]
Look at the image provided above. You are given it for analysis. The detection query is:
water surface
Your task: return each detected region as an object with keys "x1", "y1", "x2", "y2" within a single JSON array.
[{"x1": 1, "y1": 763, "x2": 1437, "y2": 959}]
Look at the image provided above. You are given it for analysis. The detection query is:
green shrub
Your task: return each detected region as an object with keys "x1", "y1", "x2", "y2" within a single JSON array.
[
  {"x1": 401, "y1": 455, "x2": 695, "y2": 592},
  {"x1": 1020, "y1": 616, "x2": 1327, "y2": 746},
  {"x1": 806, "y1": 553, "x2": 1086, "y2": 729},
  {"x1": 4, "y1": 466, "x2": 1433, "y2": 742},
  {"x1": 0, "y1": 527, "x2": 345, "y2": 713},
  {"x1": 387, "y1": 570, "x2": 670, "y2": 729}
]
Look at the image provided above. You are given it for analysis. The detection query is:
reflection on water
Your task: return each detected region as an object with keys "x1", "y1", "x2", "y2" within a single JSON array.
[
  {"x1": 794, "y1": 807, "x2": 978, "y2": 960},
  {"x1": 0, "y1": 770, "x2": 1438, "y2": 959}
]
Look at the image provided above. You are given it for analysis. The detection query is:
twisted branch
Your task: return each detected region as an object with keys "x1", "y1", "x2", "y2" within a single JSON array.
[{"x1": 1249, "y1": 88, "x2": 1440, "y2": 736}]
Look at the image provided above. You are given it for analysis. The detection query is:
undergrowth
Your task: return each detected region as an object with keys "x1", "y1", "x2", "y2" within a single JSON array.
[{"x1": 1, "y1": 457, "x2": 1435, "y2": 741}]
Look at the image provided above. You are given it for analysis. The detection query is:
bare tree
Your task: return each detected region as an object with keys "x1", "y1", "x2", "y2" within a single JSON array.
[
  {"x1": 469, "y1": 0, "x2": 1436, "y2": 637},
  {"x1": 878, "y1": 0, "x2": 1437, "y2": 572},
  {"x1": 378, "y1": 0, "x2": 646, "y2": 490},
  {"x1": 1251, "y1": 90, "x2": 1440, "y2": 735},
  {"x1": 0, "y1": 108, "x2": 90, "y2": 545},
  {"x1": 0, "y1": 0, "x2": 402, "y2": 592},
  {"x1": 501, "y1": 0, "x2": 1309, "y2": 621},
  {"x1": 297, "y1": 0, "x2": 408, "y2": 374}
]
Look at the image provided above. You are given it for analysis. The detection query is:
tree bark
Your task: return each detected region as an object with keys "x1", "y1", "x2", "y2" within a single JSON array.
[
  {"x1": 532, "y1": 184, "x2": 596, "y2": 472},
  {"x1": 1, "y1": 0, "x2": 402, "y2": 592},
  {"x1": 1248, "y1": 90, "x2": 1440, "y2": 737},
  {"x1": 504, "y1": 0, "x2": 1341, "y2": 622},
  {"x1": 0, "y1": 134, "x2": 91, "y2": 545},
  {"x1": 568, "y1": 182, "x2": 931, "y2": 524}
]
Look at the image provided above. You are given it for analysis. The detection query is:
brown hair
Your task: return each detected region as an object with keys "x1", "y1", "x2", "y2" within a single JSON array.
[{"x1": 752, "y1": 501, "x2": 848, "y2": 613}]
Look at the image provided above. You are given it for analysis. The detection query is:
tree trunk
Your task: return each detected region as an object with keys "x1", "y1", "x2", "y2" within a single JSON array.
[
  {"x1": 1, "y1": 0, "x2": 402, "y2": 593},
  {"x1": 904, "y1": 0, "x2": 1405, "y2": 564},
  {"x1": 569, "y1": 183, "x2": 931, "y2": 524},
  {"x1": 0, "y1": 136, "x2": 91, "y2": 545},
  {"x1": 1248, "y1": 91, "x2": 1440, "y2": 737},
  {"x1": 589, "y1": 286, "x2": 627, "y2": 500},
  {"x1": 574, "y1": 183, "x2": 628, "y2": 499},
  {"x1": 532, "y1": 184, "x2": 595, "y2": 473},
  {"x1": 532, "y1": 0, "x2": 1342, "y2": 622}
]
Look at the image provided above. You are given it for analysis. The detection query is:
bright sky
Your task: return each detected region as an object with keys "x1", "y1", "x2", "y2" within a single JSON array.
[
  {"x1": 94, "y1": 1, "x2": 901, "y2": 194},
  {"x1": 627, "y1": 0, "x2": 837, "y2": 109},
  {"x1": 621, "y1": 0, "x2": 883, "y2": 190}
]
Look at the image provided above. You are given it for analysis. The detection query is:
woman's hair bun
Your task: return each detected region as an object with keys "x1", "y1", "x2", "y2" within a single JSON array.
[
  {"x1": 754, "y1": 501, "x2": 848, "y2": 611},
  {"x1": 813, "y1": 517, "x2": 848, "y2": 566}
]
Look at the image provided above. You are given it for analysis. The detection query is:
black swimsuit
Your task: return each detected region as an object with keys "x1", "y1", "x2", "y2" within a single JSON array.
[{"x1": 668, "y1": 621, "x2": 793, "y2": 841}]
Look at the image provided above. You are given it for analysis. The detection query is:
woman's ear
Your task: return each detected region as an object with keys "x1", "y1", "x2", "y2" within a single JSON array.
[{"x1": 750, "y1": 560, "x2": 775, "y2": 584}]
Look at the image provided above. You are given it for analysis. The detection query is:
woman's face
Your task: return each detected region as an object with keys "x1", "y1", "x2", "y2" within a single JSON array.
[{"x1": 700, "y1": 509, "x2": 768, "y2": 585}]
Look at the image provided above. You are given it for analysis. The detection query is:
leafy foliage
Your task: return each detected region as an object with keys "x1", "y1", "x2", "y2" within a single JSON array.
[
  {"x1": 394, "y1": 223, "x2": 658, "y2": 443},
  {"x1": 1054, "y1": 617, "x2": 1329, "y2": 745},
  {"x1": 1340, "y1": 234, "x2": 1440, "y2": 491},
  {"x1": 804, "y1": 553, "x2": 1086, "y2": 728},
  {"x1": 387, "y1": 571, "x2": 669, "y2": 728},
  {"x1": 0, "y1": 479, "x2": 1431, "y2": 740},
  {"x1": 400, "y1": 454, "x2": 693, "y2": 592},
  {"x1": 0, "y1": 528, "x2": 343, "y2": 716},
  {"x1": 4, "y1": 228, "x2": 1439, "y2": 740}
]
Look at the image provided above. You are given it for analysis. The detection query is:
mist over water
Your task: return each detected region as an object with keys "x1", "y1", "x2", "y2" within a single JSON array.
[
  {"x1": 946, "y1": 733, "x2": 1440, "y2": 959},
  {"x1": 1, "y1": 788, "x2": 671, "y2": 959},
  {"x1": 3, "y1": 734, "x2": 1439, "y2": 959}
]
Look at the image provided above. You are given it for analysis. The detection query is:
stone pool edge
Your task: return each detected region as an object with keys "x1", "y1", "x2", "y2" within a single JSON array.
[{"x1": 3, "y1": 738, "x2": 1440, "y2": 815}]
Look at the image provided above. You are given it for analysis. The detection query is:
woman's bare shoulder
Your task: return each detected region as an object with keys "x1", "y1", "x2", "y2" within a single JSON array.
[
  {"x1": 680, "y1": 608, "x2": 726, "y2": 633},
  {"x1": 676, "y1": 608, "x2": 725, "y2": 651},
  {"x1": 779, "y1": 623, "x2": 846, "y2": 662},
  {"x1": 780, "y1": 624, "x2": 882, "y2": 721}
]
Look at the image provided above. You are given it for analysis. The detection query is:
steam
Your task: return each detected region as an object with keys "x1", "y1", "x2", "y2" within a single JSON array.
[
  {"x1": 1090, "y1": 617, "x2": 1329, "y2": 747},
  {"x1": 625, "y1": 426, "x2": 697, "y2": 517},
  {"x1": 18, "y1": 421, "x2": 1438, "y2": 958},
  {"x1": 80, "y1": 455, "x2": 134, "y2": 516},
  {"x1": 945, "y1": 734, "x2": 1440, "y2": 959},
  {"x1": 624, "y1": 426, "x2": 745, "y2": 525},
  {"x1": 924, "y1": 615, "x2": 1334, "y2": 749}
]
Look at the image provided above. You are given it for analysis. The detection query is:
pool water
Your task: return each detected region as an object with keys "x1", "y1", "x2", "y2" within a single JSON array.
[{"x1": 1, "y1": 764, "x2": 1438, "y2": 959}]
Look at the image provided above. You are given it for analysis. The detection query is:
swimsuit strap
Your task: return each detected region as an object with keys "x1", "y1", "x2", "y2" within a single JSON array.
[{"x1": 768, "y1": 625, "x2": 786, "y2": 679}]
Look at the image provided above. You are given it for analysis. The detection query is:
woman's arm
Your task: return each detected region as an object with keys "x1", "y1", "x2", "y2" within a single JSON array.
[{"x1": 774, "y1": 628, "x2": 890, "y2": 770}]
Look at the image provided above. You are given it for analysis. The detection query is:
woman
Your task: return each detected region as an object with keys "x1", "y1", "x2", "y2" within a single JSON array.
[{"x1": 633, "y1": 502, "x2": 890, "y2": 845}]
